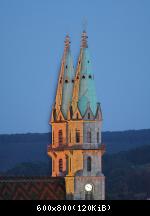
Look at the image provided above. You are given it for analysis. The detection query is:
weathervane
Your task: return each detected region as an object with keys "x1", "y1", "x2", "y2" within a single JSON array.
[{"x1": 82, "y1": 17, "x2": 88, "y2": 32}]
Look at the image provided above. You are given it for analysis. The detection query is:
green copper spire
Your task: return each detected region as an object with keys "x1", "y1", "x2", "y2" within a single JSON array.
[{"x1": 77, "y1": 31, "x2": 97, "y2": 116}]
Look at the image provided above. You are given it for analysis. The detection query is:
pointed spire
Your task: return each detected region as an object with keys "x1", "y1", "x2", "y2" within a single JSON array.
[
  {"x1": 51, "y1": 34, "x2": 75, "y2": 122},
  {"x1": 62, "y1": 34, "x2": 75, "y2": 118},
  {"x1": 72, "y1": 30, "x2": 97, "y2": 117}
]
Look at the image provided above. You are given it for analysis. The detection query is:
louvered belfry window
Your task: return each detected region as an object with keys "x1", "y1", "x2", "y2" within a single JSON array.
[
  {"x1": 59, "y1": 159, "x2": 63, "y2": 172},
  {"x1": 87, "y1": 131, "x2": 92, "y2": 143},
  {"x1": 76, "y1": 130, "x2": 80, "y2": 143},
  {"x1": 58, "y1": 129, "x2": 63, "y2": 146},
  {"x1": 87, "y1": 156, "x2": 92, "y2": 172}
]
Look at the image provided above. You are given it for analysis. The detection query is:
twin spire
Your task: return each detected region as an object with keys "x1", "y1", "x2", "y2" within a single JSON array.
[{"x1": 51, "y1": 31, "x2": 101, "y2": 123}]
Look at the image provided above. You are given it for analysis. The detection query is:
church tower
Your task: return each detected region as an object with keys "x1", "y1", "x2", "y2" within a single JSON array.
[{"x1": 48, "y1": 31, "x2": 105, "y2": 200}]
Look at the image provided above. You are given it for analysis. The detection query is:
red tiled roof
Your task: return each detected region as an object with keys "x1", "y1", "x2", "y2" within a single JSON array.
[{"x1": 0, "y1": 176, "x2": 66, "y2": 200}]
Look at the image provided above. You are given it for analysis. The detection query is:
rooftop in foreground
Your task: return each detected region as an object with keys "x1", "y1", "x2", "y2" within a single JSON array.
[{"x1": 0, "y1": 176, "x2": 66, "y2": 200}]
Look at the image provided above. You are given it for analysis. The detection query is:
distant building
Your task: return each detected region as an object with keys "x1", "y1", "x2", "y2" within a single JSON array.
[{"x1": 48, "y1": 31, "x2": 105, "y2": 200}]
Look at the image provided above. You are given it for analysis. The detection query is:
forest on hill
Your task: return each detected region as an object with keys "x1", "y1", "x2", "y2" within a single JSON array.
[
  {"x1": 0, "y1": 129, "x2": 150, "y2": 171},
  {"x1": 103, "y1": 145, "x2": 150, "y2": 200},
  {"x1": 0, "y1": 144, "x2": 150, "y2": 200}
]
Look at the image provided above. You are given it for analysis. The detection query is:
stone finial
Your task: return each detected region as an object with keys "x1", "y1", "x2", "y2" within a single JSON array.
[
  {"x1": 64, "y1": 34, "x2": 70, "y2": 50},
  {"x1": 81, "y1": 31, "x2": 88, "y2": 48}
]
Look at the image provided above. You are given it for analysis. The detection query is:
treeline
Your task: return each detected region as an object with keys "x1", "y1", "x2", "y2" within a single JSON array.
[
  {"x1": 1, "y1": 145, "x2": 150, "y2": 200},
  {"x1": 0, "y1": 129, "x2": 150, "y2": 153},
  {"x1": 103, "y1": 145, "x2": 150, "y2": 200}
]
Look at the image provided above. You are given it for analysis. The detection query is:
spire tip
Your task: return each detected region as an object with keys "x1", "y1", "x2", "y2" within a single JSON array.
[
  {"x1": 81, "y1": 30, "x2": 88, "y2": 48},
  {"x1": 64, "y1": 34, "x2": 70, "y2": 49}
]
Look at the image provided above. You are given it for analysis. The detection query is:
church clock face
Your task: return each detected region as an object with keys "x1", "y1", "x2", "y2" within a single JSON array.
[{"x1": 85, "y1": 184, "x2": 93, "y2": 192}]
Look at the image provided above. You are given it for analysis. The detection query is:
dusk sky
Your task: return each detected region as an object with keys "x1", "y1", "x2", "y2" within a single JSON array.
[{"x1": 0, "y1": 0, "x2": 150, "y2": 134}]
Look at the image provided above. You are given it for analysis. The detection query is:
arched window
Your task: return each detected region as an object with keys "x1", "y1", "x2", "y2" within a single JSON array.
[
  {"x1": 53, "y1": 131, "x2": 54, "y2": 144},
  {"x1": 59, "y1": 159, "x2": 63, "y2": 172},
  {"x1": 70, "y1": 158, "x2": 71, "y2": 172},
  {"x1": 58, "y1": 130, "x2": 63, "y2": 146},
  {"x1": 87, "y1": 156, "x2": 91, "y2": 172},
  {"x1": 88, "y1": 113, "x2": 90, "y2": 119},
  {"x1": 53, "y1": 108, "x2": 56, "y2": 121},
  {"x1": 53, "y1": 160, "x2": 55, "y2": 172},
  {"x1": 76, "y1": 130, "x2": 80, "y2": 143},
  {"x1": 87, "y1": 131, "x2": 91, "y2": 143},
  {"x1": 76, "y1": 113, "x2": 79, "y2": 119},
  {"x1": 66, "y1": 156, "x2": 69, "y2": 175},
  {"x1": 97, "y1": 131, "x2": 99, "y2": 143},
  {"x1": 70, "y1": 131, "x2": 71, "y2": 143}
]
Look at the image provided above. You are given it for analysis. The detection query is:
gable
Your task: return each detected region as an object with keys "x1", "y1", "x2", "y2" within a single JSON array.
[
  {"x1": 72, "y1": 105, "x2": 82, "y2": 120},
  {"x1": 83, "y1": 104, "x2": 95, "y2": 120}
]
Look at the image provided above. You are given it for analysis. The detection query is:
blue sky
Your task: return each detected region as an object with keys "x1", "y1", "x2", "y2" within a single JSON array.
[{"x1": 0, "y1": 0, "x2": 150, "y2": 134}]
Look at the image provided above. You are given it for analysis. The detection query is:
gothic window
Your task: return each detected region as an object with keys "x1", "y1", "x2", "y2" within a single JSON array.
[
  {"x1": 70, "y1": 105, "x2": 73, "y2": 118},
  {"x1": 53, "y1": 108, "x2": 56, "y2": 121},
  {"x1": 72, "y1": 79, "x2": 74, "y2": 83},
  {"x1": 88, "y1": 113, "x2": 90, "y2": 119},
  {"x1": 76, "y1": 113, "x2": 79, "y2": 119},
  {"x1": 89, "y1": 75, "x2": 92, "y2": 79},
  {"x1": 97, "y1": 131, "x2": 99, "y2": 143},
  {"x1": 66, "y1": 65, "x2": 68, "y2": 69},
  {"x1": 82, "y1": 75, "x2": 85, "y2": 79},
  {"x1": 76, "y1": 130, "x2": 80, "y2": 143},
  {"x1": 59, "y1": 159, "x2": 63, "y2": 172},
  {"x1": 70, "y1": 158, "x2": 71, "y2": 172},
  {"x1": 53, "y1": 160, "x2": 55, "y2": 172},
  {"x1": 65, "y1": 79, "x2": 68, "y2": 83},
  {"x1": 70, "y1": 131, "x2": 71, "y2": 143},
  {"x1": 87, "y1": 131, "x2": 91, "y2": 143},
  {"x1": 66, "y1": 157, "x2": 69, "y2": 175},
  {"x1": 53, "y1": 131, "x2": 54, "y2": 144},
  {"x1": 87, "y1": 156, "x2": 92, "y2": 172},
  {"x1": 58, "y1": 130, "x2": 63, "y2": 145}
]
